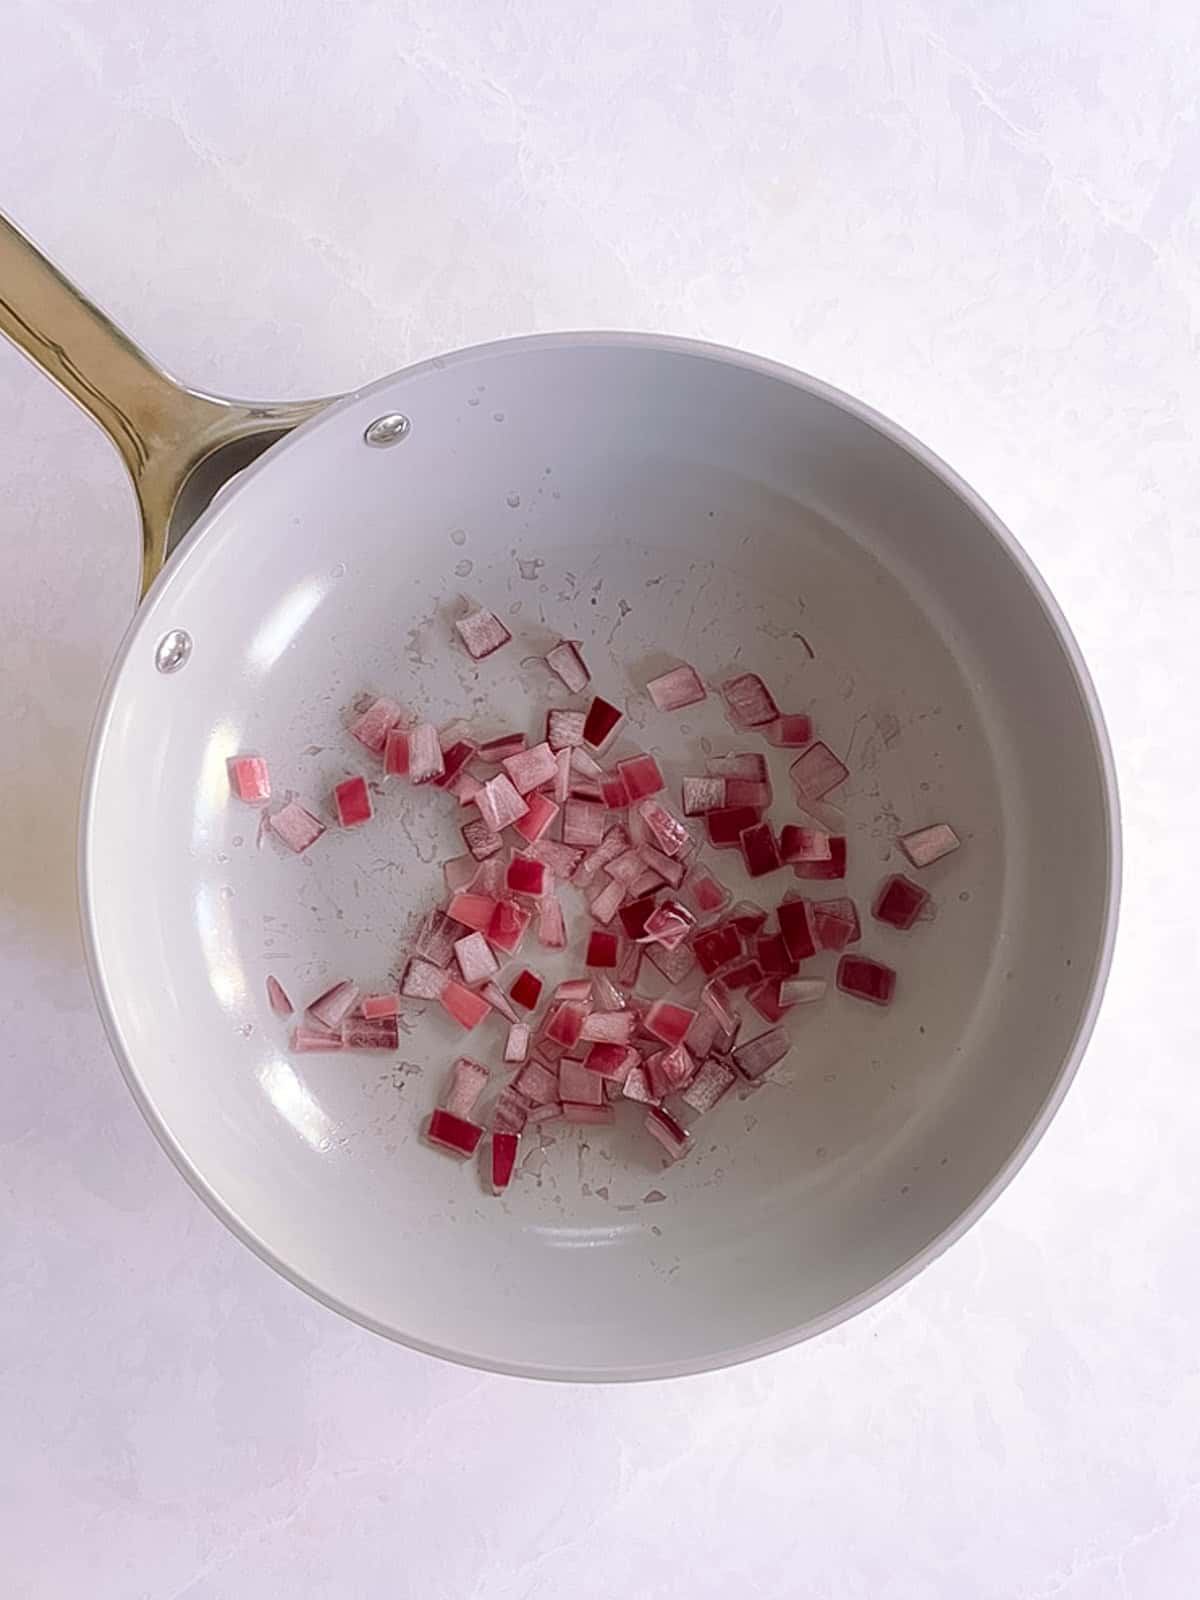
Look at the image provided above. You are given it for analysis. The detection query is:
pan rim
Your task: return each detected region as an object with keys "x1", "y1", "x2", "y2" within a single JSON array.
[{"x1": 77, "y1": 329, "x2": 1122, "y2": 1381}]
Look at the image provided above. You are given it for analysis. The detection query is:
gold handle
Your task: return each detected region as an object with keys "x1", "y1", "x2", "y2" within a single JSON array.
[{"x1": 0, "y1": 211, "x2": 334, "y2": 596}]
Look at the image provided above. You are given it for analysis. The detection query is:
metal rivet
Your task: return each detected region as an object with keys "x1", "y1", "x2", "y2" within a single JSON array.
[
  {"x1": 155, "y1": 629, "x2": 192, "y2": 674},
  {"x1": 364, "y1": 412, "x2": 411, "y2": 447}
]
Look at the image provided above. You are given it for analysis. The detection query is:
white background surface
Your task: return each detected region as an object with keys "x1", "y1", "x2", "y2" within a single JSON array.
[{"x1": 2, "y1": 2, "x2": 1198, "y2": 1595}]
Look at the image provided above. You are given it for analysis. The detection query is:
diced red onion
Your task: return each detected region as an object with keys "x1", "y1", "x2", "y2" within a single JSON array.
[
  {"x1": 689, "y1": 870, "x2": 731, "y2": 916},
  {"x1": 552, "y1": 746, "x2": 572, "y2": 803},
  {"x1": 443, "y1": 855, "x2": 477, "y2": 895},
  {"x1": 475, "y1": 773, "x2": 529, "y2": 832},
  {"x1": 492, "y1": 1087, "x2": 530, "y2": 1134},
  {"x1": 641, "y1": 898, "x2": 695, "y2": 951},
  {"x1": 618, "y1": 894, "x2": 658, "y2": 940},
  {"x1": 491, "y1": 1129, "x2": 520, "y2": 1190},
  {"x1": 779, "y1": 977, "x2": 827, "y2": 1005},
  {"x1": 444, "y1": 1056, "x2": 489, "y2": 1118},
  {"x1": 792, "y1": 835, "x2": 847, "y2": 880},
  {"x1": 657, "y1": 1042, "x2": 697, "y2": 1091},
  {"x1": 777, "y1": 897, "x2": 817, "y2": 962},
  {"x1": 721, "y1": 673, "x2": 780, "y2": 729},
  {"x1": 617, "y1": 940, "x2": 643, "y2": 989},
  {"x1": 559, "y1": 1058, "x2": 604, "y2": 1105},
  {"x1": 583, "y1": 696, "x2": 624, "y2": 749},
  {"x1": 811, "y1": 895, "x2": 861, "y2": 951},
  {"x1": 722, "y1": 959, "x2": 764, "y2": 990},
  {"x1": 836, "y1": 953, "x2": 896, "y2": 1006},
  {"x1": 504, "y1": 1022, "x2": 531, "y2": 1064},
  {"x1": 899, "y1": 823, "x2": 961, "y2": 868},
  {"x1": 308, "y1": 979, "x2": 360, "y2": 1029},
  {"x1": 637, "y1": 844, "x2": 687, "y2": 888},
  {"x1": 446, "y1": 892, "x2": 497, "y2": 932},
  {"x1": 455, "y1": 607, "x2": 511, "y2": 660},
  {"x1": 451, "y1": 772, "x2": 483, "y2": 806},
  {"x1": 617, "y1": 753, "x2": 664, "y2": 801},
  {"x1": 590, "y1": 972, "x2": 626, "y2": 1011},
  {"x1": 600, "y1": 771, "x2": 629, "y2": 809},
  {"x1": 477, "y1": 732, "x2": 527, "y2": 763},
  {"x1": 562, "y1": 1103, "x2": 614, "y2": 1126},
  {"x1": 515, "y1": 1061, "x2": 560, "y2": 1105},
  {"x1": 570, "y1": 746, "x2": 604, "y2": 781},
  {"x1": 384, "y1": 727, "x2": 410, "y2": 776},
  {"x1": 705, "y1": 806, "x2": 761, "y2": 848},
  {"x1": 547, "y1": 709, "x2": 587, "y2": 750},
  {"x1": 725, "y1": 778, "x2": 772, "y2": 809},
  {"x1": 426, "y1": 1107, "x2": 484, "y2": 1156},
  {"x1": 536, "y1": 895, "x2": 567, "y2": 949},
  {"x1": 779, "y1": 825, "x2": 831, "y2": 863},
  {"x1": 487, "y1": 899, "x2": 531, "y2": 955},
  {"x1": 454, "y1": 931, "x2": 499, "y2": 985},
  {"x1": 638, "y1": 799, "x2": 691, "y2": 858},
  {"x1": 545, "y1": 1000, "x2": 587, "y2": 1048},
  {"x1": 361, "y1": 992, "x2": 399, "y2": 1019},
  {"x1": 682, "y1": 1057, "x2": 736, "y2": 1113},
  {"x1": 645, "y1": 1105, "x2": 690, "y2": 1159},
  {"x1": 408, "y1": 723, "x2": 445, "y2": 785},
  {"x1": 622, "y1": 1066, "x2": 657, "y2": 1104},
  {"x1": 291, "y1": 1025, "x2": 344, "y2": 1053},
  {"x1": 692, "y1": 921, "x2": 743, "y2": 975},
  {"x1": 569, "y1": 775, "x2": 604, "y2": 803},
  {"x1": 701, "y1": 977, "x2": 739, "y2": 1034},
  {"x1": 573, "y1": 827, "x2": 629, "y2": 887},
  {"x1": 432, "y1": 739, "x2": 476, "y2": 790},
  {"x1": 481, "y1": 981, "x2": 518, "y2": 1023},
  {"x1": 587, "y1": 876, "x2": 625, "y2": 925},
  {"x1": 544, "y1": 639, "x2": 590, "y2": 693},
  {"x1": 768, "y1": 715, "x2": 814, "y2": 747},
  {"x1": 401, "y1": 958, "x2": 451, "y2": 1000},
  {"x1": 873, "y1": 874, "x2": 930, "y2": 930},
  {"x1": 333, "y1": 775, "x2": 373, "y2": 828},
  {"x1": 350, "y1": 696, "x2": 403, "y2": 754},
  {"x1": 684, "y1": 1005, "x2": 719, "y2": 1058},
  {"x1": 646, "y1": 663, "x2": 707, "y2": 712},
  {"x1": 682, "y1": 776, "x2": 726, "y2": 815},
  {"x1": 747, "y1": 979, "x2": 793, "y2": 1024},
  {"x1": 341, "y1": 1012, "x2": 399, "y2": 1049},
  {"x1": 645, "y1": 941, "x2": 697, "y2": 985},
  {"x1": 586, "y1": 929, "x2": 619, "y2": 967},
  {"x1": 580, "y1": 1010, "x2": 637, "y2": 1045},
  {"x1": 270, "y1": 801, "x2": 325, "y2": 854},
  {"x1": 732, "y1": 1027, "x2": 790, "y2": 1080},
  {"x1": 790, "y1": 741, "x2": 849, "y2": 802},
  {"x1": 629, "y1": 866, "x2": 666, "y2": 897},
  {"x1": 606, "y1": 847, "x2": 647, "y2": 888},
  {"x1": 511, "y1": 790, "x2": 560, "y2": 843},
  {"x1": 644, "y1": 999, "x2": 697, "y2": 1047},
  {"x1": 508, "y1": 969, "x2": 543, "y2": 1010},
  {"x1": 755, "y1": 932, "x2": 797, "y2": 978},
  {"x1": 266, "y1": 975, "x2": 293, "y2": 1015},
  {"x1": 562, "y1": 798, "x2": 606, "y2": 847},
  {"x1": 472, "y1": 858, "x2": 506, "y2": 898},
  {"x1": 527, "y1": 839, "x2": 582, "y2": 878},
  {"x1": 740, "y1": 822, "x2": 783, "y2": 878},
  {"x1": 461, "y1": 818, "x2": 503, "y2": 860},
  {"x1": 506, "y1": 856, "x2": 548, "y2": 897},
  {"x1": 554, "y1": 979, "x2": 593, "y2": 1001},
  {"x1": 230, "y1": 755, "x2": 271, "y2": 804},
  {"x1": 502, "y1": 741, "x2": 557, "y2": 795},
  {"x1": 438, "y1": 980, "x2": 492, "y2": 1029},
  {"x1": 706, "y1": 752, "x2": 768, "y2": 780}
]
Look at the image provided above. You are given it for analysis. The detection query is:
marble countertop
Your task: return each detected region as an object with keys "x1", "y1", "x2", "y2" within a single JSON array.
[{"x1": 3, "y1": 2, "x2": 1198, "y2": 1594}]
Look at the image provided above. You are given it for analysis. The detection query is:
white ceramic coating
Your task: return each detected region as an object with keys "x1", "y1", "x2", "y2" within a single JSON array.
[{"x1": 81, "y1": 334, "x2": 1118, "y2": 1380}]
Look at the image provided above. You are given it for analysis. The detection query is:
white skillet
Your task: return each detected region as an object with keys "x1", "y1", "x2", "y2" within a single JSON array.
[{"x1": 1, "y1": 214, "x2": 1119, "y2": 1380}]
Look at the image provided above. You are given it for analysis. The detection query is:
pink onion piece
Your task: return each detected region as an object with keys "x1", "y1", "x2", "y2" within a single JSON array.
[
  {"x1": 451, "y1": 772, "x2": 483, "y2": 806},
  {"x1": 503, "y1": 1022, "x2": 531, "y2": 1064},
  {"x1": 644, "y1": 941, "x2": 697, "y2": 985},
  {"x1": 384, "y1": 727, "x2": 410, "y2": 776},
  {"x1": 639, "y1": 799, "x2": 691, "y2": 857},
  {"x1": 573, "y1": 827, "x2": 629, "y2": 887},
  {"x1": 544, "y1": 999, "x2": 588, "y2": 1048},
  {"x1": 646, "y1": 663, "x2": 707, "y2": 712},
  {"x1": 622, "y1": 1066, "x2": 658, "y2": 1104},
  {"x1": 692, "y1": 921, "x2": 743, "y2": 975},
  {"x1": 308, "y1": 980, "x2": 360, "y2": 1029},
  {"x1": 291, "y1": 1026, "x2": 344, "y2": 1053},
  {"x1": 415, "y1": 908, "x2": 466, "y2": 967},
  {"x1": 475, "y1": 773, "x2": 529, "y2": 831},
  {"x1": 443, "y1": 855, "x2": 478, "y2": 896},
  {"x1": 689, "y1": 870, "x2": 731, "y2": 916},
  {"x1": 582, "y1": 696, "x2": 623, "y2": 749},
  {"x1": 899, "y1": 823, "x2": 961, "y2": 868},
  {"x1": 779, "y1": 977, "x2": 827, "y2": 1005},
  {"x1": 503, "y1": 741, "x2": 558, "y2": 795},
  {"x1": 768, "y1": 714, "x2": 814, "y2": 747},
  {"x1": 682, "y1": 776, "x2": 726, "y2": 816},
  {"x1": 333, "y1": 775, "x2": 373, "y2": 828},
  {"x1": 739, "y1": 821, "x2": 783, "y2": 878},
  {"x1": 701, "y1": 977, "x2": 739, "y2": 1036},
  {"x1": 644, "y1": 999, "x2": 697, "y2": 1047},
  {"x1": 580, "y1": 1009, "x2": 638, "y2": 1044},
  {"x1": 684, "y1": 1006, "x2": 720, "y2": 1059},
  {"x1": 526, "y1": 1102, "x2": 563, "y2": 1125},
  {"x1": 562, "y1": 799, "x2": 606, "y2": 847},
  {"x1": 432, "y1": 739, "x2": 477, "y2": 790},
  {"x1": 444, "y1": 1056, "x2": 489, "y2": 1119},
  {"x1": 361, "y1": 993, "x2": 400, "y2": 1020},
  {"x1": 681, "y1": 1057, "x2": 737, "y2": 1113},
  {"x1": 511, "y1": 791, "x2": 559, "y2": 843},
  {"x1": 562, "y1": 1103, "x2": 614, "y2": 1126},
  {"x1": 588, "y1": 876, "x2": 625, "y2": 926},
  {"x1": 779, "y1": 825, "x2": 832, "y2": 863},
  {"x1": 454, "y1": 931, "x2": 500, "y2": 985},
  {"x1": 405, "y1": 722, "x2": 443, "y2": 785},
  {"x1": 725, "y1": 778, "x2": 773, "y2": 809},
  {"x1": 515, "y1": 1060, "x2": 560, "y2": 1105},
  {"x1": 617, "y1": 940, "x2": 643, "y2": 989},
  {"x1": 270, "y1": 801, "x2": 325, "y2": 854},
  {"x1": 488, "y1": 899, "x2": 532, "y2": 955},
  {"x1": 266, "y1": 975, "x2": 293, "y2": 1016},
  {"x1": 706, "y1": 751, "x2": 768, "y2": 780},
  {"x1": 544, "y1": 639, "x2": 590, "y2": 693},
  {"x1": 547, "y1": 709, "x2": 587, "y2": 750},
  {"x1": 617, "y1": 753, "x2": 665, "y2": 801},
  {"x1": 554, "y1": 978, "x2": 593, "y2": 1001},
  {"x1": 455, "y1": 607, "x2": 511, "y2": 660},
  {"x1": 811, "y1": 895, "x2": 861, "y2": 951},
  {"x1": 732, "y1": 1027, "x2": 790, "y2": 1080},
  {"x1": 641, "y1": 898, "x2": 696, "y2": 951},
  {"x1": 401, "y1": 958, "x2": 451, "y2": 1000},
  {"x1": 570, "y1": 746, "x2": 604, "y2": 782},
  {"x1": 481, "y1": 981, "x2": 518, "y2": 1025},
  {"x1": 590, "y1": 972, "x2": 626, "y2": 1011},
  {"x1": 506, "y1": 856, "x2": 548, "y2": 897},
  {"x1": 491, "y1": 1129, "x2": 520, "y2": 1190},
  {"x1": 790, "y1": 741, "x2": 849, "y2": 802},
  {"x1": 446, "y1": 892, "x2": 497, "y2": 932},
  {"x1": 229, "y1": 755, "x2": 271, "y2": 804},
  {"x1": 586, "y1": 929, "x2": 619, "y2": 967},
  {"x1": 747, "y1": 979, "x2": 793, "y2": 1024},
  {"x1": 645, "y1": 1105, "x2": 690, "y2": 1159},
  {"x1": 653, "y1": 1042, "x2": 697, "y2": 1092},
  {"x1": 637, "y1": 844, "x2": 687, "y2": 888},
  {"x1": 600, "y1": 771, "x2": 630, "y2": 809},
  {"x1": 349, "y1": 696, "x2": 403, "y2": 754},
  {"x1": 559, "y1": 1058, "x2": 605, "y2": 1106},
  {"x1": 536, "y1": 895, "x2": 567, "y2": 950},
  {"x1": 552, "y1": 746, "x2": 572, "y2": 803},
  {"x1": 872, "y1": 874, "x2": 929, "y2": 930},
  {"x1": 606, "y1": 847, "x2": 648, "y2": 888},
  {"x1": 438, "y1": 980, "x2": 492, "y2": 1029},
  {"x1": 836, "y1": 953, "x2": 896, "y2": 1006},
  {"x1": 492, "y1": 1087, "x2": 530, "y2": 1134},
  {"x1": 341, "y1": 1014, "x2": 400, "y2": 1050},
  {"x1": 477, "y1": 732, "x2": 527, "y2": 763},
  {"x1": 721, "y1": 673, "x2": 780, "y2": 729},
  {"x1": 461, "y1": 819, "x2": 504, "y2": 865},
  {"x1": 528, "y1": 838, "x2": 584, "y2": 877},
  {"x1": 426, "y1": 1107, "x2": 484, "y2": 1157}
]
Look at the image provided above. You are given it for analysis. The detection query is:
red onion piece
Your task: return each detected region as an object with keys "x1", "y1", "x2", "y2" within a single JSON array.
[
  {"x1": 492, "y1": 1087, "x2": 530, "y2": 1134},
  {"x1": 739, "y1": 821, "x2": 783, "y2": 877},
  {"x1": 537, "y1": 895, "x2": 567, "y2": 949},
  {"x1": 768, "y1": 715, "x2": 814, "y2": 747},
  {"x1": 504, "y1": 1023, "x2": 531, "y2": 1064},
  {"x1": 586, "y1": 930, "x2": 619, "y2": 967},
  {"x1": 461, "y1": 818, "x2": 503, "y2": 861},
  {"x1": 349, "y1": 696, "x2": 403, "y2": 754},
  {"x1": 270, "y1": 801, "x2": 325, "y2": 854},
  {"x1": 291, "y1": 1025, "x2": 343, "y2": 1052},
  {"x1": 444, "y1": 1056, "x2": 489, "y2": 1118},
  {"x1": 432, "y1": 739, "x2": 476, "y2": 790},
  {"x1": 570, "y1": 746, "x2": 604, "y2": 781},
  {"x1": 339, "y1": 1013, "x2": 397, "y2": 1052},
  {"x1": 526, "y1": 1103, "x2": 562, "y2": 1125},
  {"x1": 455, "y1": 607, "x2": 511, "y2": 660},
  {"x1": 563, "y1": 1103, "x2": 614, "y2": 1126},
  {"x1": 451, "y1": 772, "x2": 482, "y2": 806},
  {"x1": 645, "y1": 1105, "x2": 690, "y2": 1159},
  {"x1": 622, "y1": 1066, "x2": 657, "y2": 1104},
  {"x1": 361, "y1": 992, "x2": 399, "y2": 1019},
  {"x1": 562, "y1": 799, "x2": 606, "y2": 847},
  {"x1": 811, "y1": 895, "x2": 861, "y2": 951},
  {"x1": 527, "y1": 839, "x2": 582, "y2": 877},
  {"x1": 792, "y1": 836, "x2": 847, "y2": 880},
  {"x1": 682, "y1": 776, "x2": 726, "y2": 815},
  {"x1": 308, "y1": 980, "x2": 360, "y2": 1029},
  {"x1": 487, "y1": 899, "x2": 532, "y2": 955},
  {"x1": 790, "y1": 741, "x2": 849, "y2": 802},
  {"x1": 637, "y1": 844, "x2": 687, "y2": 888},
  {"x1": 899, "y1": 823, "x2": 961, "y2": 869},
  {"x1": 583, "y1": 696, "x2": 624, "y2": 749},
  {"x1": 732, "y1": 1027, "x2": 790, "y2": 1080},
  {"x1": 872, "y1": 874, "x2": 930, "y2": 930},
  {"x1": 414, "y1": 909, "x2": 466, "y2": 967},
  {"x1": 438, "y1": 980, "x2": 492, "y2": 1029},
  {"x1": 836, "y1": 954, "x2": 896, "y2": 1006},
  {"x1": 544, "y1": 639, "x2": 590, "y2": 693},
  {"x1": 454, "y1": 931, "x2": 499, "y2": 985},
  {"x1": 508, "y1": 969, "x2": 543, "y2": 1010},
  {"x1": 426, "y1": 1107, "x2": 484, "y2": 1156},
  {"x1": 606, "y1": 847, "x2": 647, "y2": 888},
  {"x1": 551, "y1": 746, "x2": 572, "y2": 803},
  {"x1": 573, "y1": 827, "x2": 629, "y2": 887},
  {"x1": 472, "y1": 858, "x2": 506, "y2": 897},
  {"x1": 503, "y1": 741, "x2": 557, "y2": 795},
  {"x1": 600, "y1": 771, "x2": 630, "y2": 809},
  {"x1": 617, "y1": 940, "x2": 643, "y2": 989},
  {"x1": 618, "y1": 894, "x2": 658, "y2": 940},
  {"x1": 510, "y1": 791, "x2": 559, "y2": 843},
  {"x1": 547, "y1": 709, "x2": 587, "y2": 750},
  {"x1": 477, "y1": 732, "x2": 527, "y2": 763},
  {"x1": 682, "y1": 1057, "x2": 736, "y2": 1113},
  {"x1": 639, "y1": 799, "x2": 691, "y2": 857},
  {"x1": 692, "y1": 921, "x2": 743, "y2": 975},
  {"x1": 721, "y1": 673, "x2": 780, "y2": 729},
  {"x1": 644, "y1": 999, "x2": 697, "y2": 1047},
  {"x1": 384, "y1": 727, "x2": 410, "y2": 776},
  {"x1": 645, "y1": 941, "x2": 697, "y2": 985},
  {"x1": 779, "y1": 977, "x2": 827, "y2": 1005},
  {"x1": 580, "y1": 1010, "x2": 637, "y2": 1045},
  {"x1": 646, "y1": 664, "x2": 707, "y2": 712},
  {"x1": 705, "y1": 806, "x2": 761, "y2": 848},
  {"x1": 641, "y1": 898, "x2": 695, "y2": 951},
  {"x1": 475, "y1": 773, "x2": 529, "y2": 832},
  {"x1": 689, "y1": 870, "x2": 731, "y2": 917},
  {"x1": 545, "y1": 1000, "x2": 587, "y2": 1048},
  {"x1": 779, "y1": 825, "x2": 831, "y2": 863},
  {"x1": 722, "y1": 959, "x2": 764, "y2": 990},
  {"x1": 401, "y1": 959, "x2": 451, "y2": 1000},
  {"x1": 229, "y1": 755, "x2": 271, "y2": 803},
  {"x1": 554, "y1": 979, "x2": 593, "y2": 1001},
  {"x1": 617, "y1": 753, "x2": 665, "y2": 801},
  {"x1": 506, "y1": 856, "x2": 548, "y2": 897},
  {"x1": 491, "y1": 1129, "x2": 520, "y2": 1189},
  {"x1": 747, "y1": 979, "x2": 793, "y2": 1024},
  {"x1": 408, "y1": 723, "x2": 445, "y2": 785},
  {"x1": 560, "y1": 1058, "x2": 605, "y2": 1105},
  {"x1": 777, "y1": 897, "x2": 817, "y2": 962},
  {"x1": 725, "y1": 778, "x2": 773, "y2": 809},
  {"x1": 756, "y1": 932, "x2": 798, "y2": 978},
  {"x1": 446, "y1": 892, "x2": 497, "y2": 933},
  {"x1": 515, "y1": 1061, "x2": 560, "y2": 1105},
  {"x1": 266, "y1": 975, "x2": 293, "y2": 1015},
  {"x1": 333, "y1": 775, "x2": 373, "y2": 828},
  {"x1": 706, "y1": 752, "x2": 768, "y2": 780}
]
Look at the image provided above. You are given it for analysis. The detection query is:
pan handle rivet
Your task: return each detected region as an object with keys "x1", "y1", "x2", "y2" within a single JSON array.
[
  {"x1": 155, "y1": 629, "x2": 192, "y2": 674},
  {"x1": 364, "y1": 412, "x2": 411, "y2": 447}
]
